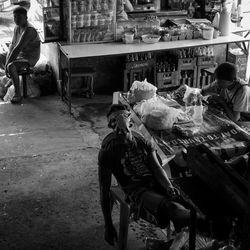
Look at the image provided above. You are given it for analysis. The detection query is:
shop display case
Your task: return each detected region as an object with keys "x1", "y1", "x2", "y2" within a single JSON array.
[
  {"x1": 40, "y1": 0, "x2": 64, "y2": 42},
  {"x1": 65, "y1": 0, "x2": 117, "y2": 43}
]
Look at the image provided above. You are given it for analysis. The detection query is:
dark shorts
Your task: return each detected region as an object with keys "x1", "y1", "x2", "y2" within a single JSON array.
[{"x1": 125, "y1": 181, "x2": 171, "y2": 228}]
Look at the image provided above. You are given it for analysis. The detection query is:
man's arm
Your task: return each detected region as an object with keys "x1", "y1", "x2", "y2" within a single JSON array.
[
  {"x1": 201, "y1": 81, "x2": 220, "y2": 96},
  {"x1": 98, "y1": 151, "x2": 118, "y2": 245},
  {"x1": 148, "y1": 150, "x2": 175, "y2": 194},
  {"x1": 6, "y1": 27, "x2": 36, "y2": 65},
  {"x1": 6, "y1": 27, "x2": 17, "y2": 61}
]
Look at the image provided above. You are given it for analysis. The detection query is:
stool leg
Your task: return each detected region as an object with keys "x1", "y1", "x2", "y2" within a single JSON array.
[
  {"x1": 22, "y1": 75, "x2": 27, "y2": 98},
  {"x1": 118, "y1": 203, "x2": 130, "y2": 250}
]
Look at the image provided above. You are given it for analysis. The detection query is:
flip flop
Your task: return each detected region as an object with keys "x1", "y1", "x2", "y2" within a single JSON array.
[{"x1": 10, "y1": 95, "x2": 23, "y2": 104}]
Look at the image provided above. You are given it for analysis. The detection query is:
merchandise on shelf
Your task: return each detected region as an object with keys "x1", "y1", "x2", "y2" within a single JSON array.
[{"x1": 67, "y1": 0, "x2": 116, "y2": 43}]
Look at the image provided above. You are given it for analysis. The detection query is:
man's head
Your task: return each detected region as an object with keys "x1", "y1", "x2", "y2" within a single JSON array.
[
  {"x1": 215, "y1": 62, "x2": 237, "y2": 89},
  {"x1": 107, "y1": 104, "x2": 133, "y2": 141},
  {"x1": 13, "y1": 6, "x2": 27, "y2": 26}
]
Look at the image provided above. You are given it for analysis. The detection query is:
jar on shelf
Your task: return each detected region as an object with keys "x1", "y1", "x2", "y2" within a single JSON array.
[
  {"x1": 98, "y1": 15, "x2": 105, "y2": 26},
  {"x1": 71, "y1": 15, "x2": 77, "y2": 23},
  {"x1": 79, "y1": 2, "x2": 85, "y2": 13},
  {"x1": 91, "y1": 12, "x2": 99, "y2": 26},
  {"x1": 86, "y1": 0, "x2": 93, "y2": 12},
  {"x1": 85, "y1": 13, "x2": 91, "y2": 27},
  {"x1": 71, "y1": 1, "x2": 78, "y2": 14}
]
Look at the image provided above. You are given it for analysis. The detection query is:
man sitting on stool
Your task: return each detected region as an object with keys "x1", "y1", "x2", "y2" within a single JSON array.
[
  {"x1": 0, "y1": 6, "x2": 40, "y2": 103},
  {"x1": 98, "y1": 104, "x2": 207, "y2": 246}
]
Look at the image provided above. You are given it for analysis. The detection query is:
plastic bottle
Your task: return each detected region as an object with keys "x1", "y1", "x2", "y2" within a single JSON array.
[
  {"x1": 231, "y1": 0, "x2": 238, "y2": 21},
  {"x1": 193, "y1": 97, "x2": 203, "y2": 126},
  {"x1": 212, "y1": 12, "x2": 220, "y2": 29},
  {"x1": 187, "y1": 2, "x2": 195, "y2": 18},
  {"x1": 219, "y1": 2, "x2": 231, "y2": 36}
]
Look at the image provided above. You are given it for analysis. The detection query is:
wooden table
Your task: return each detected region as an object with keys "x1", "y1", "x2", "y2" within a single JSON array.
[{"x1": 59, "y1": 33, "x2": 250, "y2": 114}]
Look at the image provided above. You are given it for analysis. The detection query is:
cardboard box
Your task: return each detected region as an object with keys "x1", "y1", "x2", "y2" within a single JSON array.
[{"x1": 227, "y1": 49, "x2": 247, "y2": 80}]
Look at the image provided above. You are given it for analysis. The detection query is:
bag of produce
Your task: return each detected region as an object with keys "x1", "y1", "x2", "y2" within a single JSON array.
[{"x1": 130, "y1": 79, "x2": 157, "y2": 103}]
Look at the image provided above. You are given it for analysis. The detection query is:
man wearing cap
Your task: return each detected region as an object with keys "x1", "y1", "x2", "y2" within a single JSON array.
[{"x1": 98, "y1": 104, "x2": 207, "y2": 246}]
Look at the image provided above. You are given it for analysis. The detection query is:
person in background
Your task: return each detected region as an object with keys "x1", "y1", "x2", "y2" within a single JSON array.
[
  {"x1": 116, "y1": 0, "x2": 134, "y2": 21},
  {"x1": 201, "y1": 62, "x2": 250, "y2": 122},
  {"x1": 0, "y1": 6, "x2": 40, "y2": 103},
  {"x1": 98, "y1": 104, "x2": 207, "y2": 246}
]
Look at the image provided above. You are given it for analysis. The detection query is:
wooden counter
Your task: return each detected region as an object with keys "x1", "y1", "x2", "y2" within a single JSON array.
[{"x1": 59, "y1": 33, "x2": 249, "y2": 59}]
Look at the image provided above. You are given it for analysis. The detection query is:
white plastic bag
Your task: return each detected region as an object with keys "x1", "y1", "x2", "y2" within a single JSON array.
[
  {"x1": 130, "y1": 79, "x2": 157, "y2": 102},
  {"x1": 183, "y1": 85, "x2": 201, "y2": 106},
  {"x1": 135, "y1": 97, "x2": 184, "y2": 130},
  {"x1": 3, "y1": 85, "x2": 15, "y2": 102}
]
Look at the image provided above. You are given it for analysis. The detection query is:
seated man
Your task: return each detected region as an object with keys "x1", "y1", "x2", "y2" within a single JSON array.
[
  {"x1": 0, "y1": 6, "x2": 40, "y2": 103},
  {"x1": 98, "y1": 104, "x2": 206, "y2": 246},
  {"x1": 201, "y1": 62, "x2": 250, "y2": 122}
]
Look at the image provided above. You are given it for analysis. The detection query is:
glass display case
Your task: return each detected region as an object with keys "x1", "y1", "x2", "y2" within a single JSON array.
[
  {"x1": 66, "y1": 0, "x2": 117, "y2": 43},
  {"x1": 40, "y1": 0, "x2": 64, "y2": 42}
]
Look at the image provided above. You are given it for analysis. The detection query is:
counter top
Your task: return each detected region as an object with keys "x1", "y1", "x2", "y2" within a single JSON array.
[{"x1": 59, "y1": 33, "x2": 249, "y2": 59}]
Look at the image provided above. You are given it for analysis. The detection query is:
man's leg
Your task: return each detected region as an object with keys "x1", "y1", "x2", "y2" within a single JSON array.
[
  {"x1": 6, "y1": 60, "x2": 29, "y2": 102},
  {"x1": 140, "y1": 190, "x2": 190, "y2": 231}
]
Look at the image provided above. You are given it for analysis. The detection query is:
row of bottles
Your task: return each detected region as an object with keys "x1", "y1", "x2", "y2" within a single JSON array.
[
  {"x1": 194, "y1": 46, "x2": 214, "y2": 57},
  {"x1": 126, "y1": 52, "x2": 153, "y2": 62},
  {"x1": 71, "y1": 0, "x2": 115, "y2": 14},
  {"x1": 156, "y1": 61, "x2": 177, "y2": 73},
  {"x1": 179, "y1": 70, "x2": 195, "y2": 86},
  {"x1": 174, "y1": 48, "x2": 195, "y2": 59},
  {"x1": 212, "y1": 0, "x2": 243, "y2": 36}
]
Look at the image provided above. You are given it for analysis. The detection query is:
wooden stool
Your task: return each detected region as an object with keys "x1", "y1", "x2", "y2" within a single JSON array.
[
  {"x1": 65, "y1": 67, "x2": 95, "y2": 98},
  {"x1": 18, "y1": 67, "x2": 34, "y2": 98},
  {"x1": 63, "y1": 67, "x2": 95, "y2": 113}
]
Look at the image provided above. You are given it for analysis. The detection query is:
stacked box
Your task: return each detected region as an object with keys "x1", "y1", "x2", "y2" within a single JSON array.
[{"x1": 227, "y1": 49, "x2": 247, "y2": 80}]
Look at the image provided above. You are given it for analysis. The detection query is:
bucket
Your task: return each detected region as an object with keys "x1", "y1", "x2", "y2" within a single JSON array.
[{"x1": 202, "y1": 27, "x2": 214, "y2": 40}]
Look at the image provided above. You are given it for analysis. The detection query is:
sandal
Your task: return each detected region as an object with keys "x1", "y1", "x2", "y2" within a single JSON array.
[{"x1": 11, "y1": 95, "x2": 22, "y2": 104}]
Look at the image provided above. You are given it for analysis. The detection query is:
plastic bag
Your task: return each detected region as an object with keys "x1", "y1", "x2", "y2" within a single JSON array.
[
  {"x1": 130, "y1": 79, "x2": 157, "y2": 103},
  {"x1": 135, "y1": 97, "x2": 184, "y2": 130},
  {"x1": 3, "y1": 85, "x2": 15, "y2": 102},
  {"x1": 183, "y1": 85, "x2": 202, "y2": 106},
  {"x1": 0, "y1": 75, "x2": 9, "y2": 99}
]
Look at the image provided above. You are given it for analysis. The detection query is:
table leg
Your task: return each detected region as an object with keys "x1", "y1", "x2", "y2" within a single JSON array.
[
  {"x1": 189, "y1": 208, "x2": 196, "y2": 250},
  {"x1": 68, "y1": 58, "x2": 72, "y2": 114}
]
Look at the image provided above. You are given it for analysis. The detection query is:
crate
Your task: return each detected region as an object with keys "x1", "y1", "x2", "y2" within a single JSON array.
[
  {"x1": 177, "y1": 67, "x2": 197, "y2": 88},
  {"x1": 178, "y1": 57, "x2": 197, "y2": 69},
  {"x1": 157, "y1": 71, "x2": 179, "y2": 89},
  {"x1": 227, "y1": 50, "x2": 247, "y2": 80},
  {"x1": 197, "y1": 65, "x2": 216, "y2": 88},
  {"x1": 197, "y1": 56, "x2": 216, "y2": 66}
]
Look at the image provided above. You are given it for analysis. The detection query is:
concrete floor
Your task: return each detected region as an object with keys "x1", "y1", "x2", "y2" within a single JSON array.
[{"x1": 0, "y1": 95, "x2": 166, "y2": 250}]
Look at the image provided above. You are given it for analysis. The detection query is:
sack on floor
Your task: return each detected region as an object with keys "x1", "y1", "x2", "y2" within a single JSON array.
[
  {"x1": 3, "y1": 85, "x2": 15, "y2": 102},
  {"x1": 32, "y1": 65, "x2": 55, "y2": 96},
  {"x1": 0, "y1": 75, "x2": 9, "y2": 99},
  {"x1": 25, "y1": 74, "x2": 41, "y2": 98}
]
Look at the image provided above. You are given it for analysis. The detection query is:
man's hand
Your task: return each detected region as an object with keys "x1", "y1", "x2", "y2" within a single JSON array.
[
  {"x1": 167, "y1": 185, "x2": 180, "y2": 199},
  {"x1": 104, "y1": 225, "x2": 118, "y2": 246}
]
